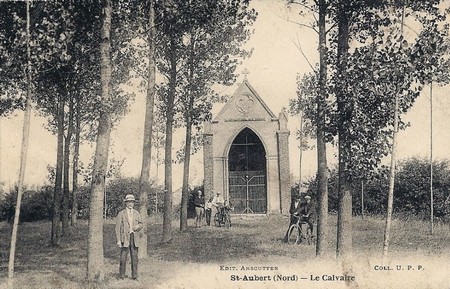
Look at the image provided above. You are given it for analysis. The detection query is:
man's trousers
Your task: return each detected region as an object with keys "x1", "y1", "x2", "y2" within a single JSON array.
[
  {"x1": 205, "y1": 208, "x2": 212, "y2": 226},
  {"x1": 119, "y1": 232, "x2": 138, "y2": 279}
]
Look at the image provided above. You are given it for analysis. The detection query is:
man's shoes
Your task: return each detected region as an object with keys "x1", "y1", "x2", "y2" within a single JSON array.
[{"x1": 132, "y1": 277, "x2": 139, "y2": 281}]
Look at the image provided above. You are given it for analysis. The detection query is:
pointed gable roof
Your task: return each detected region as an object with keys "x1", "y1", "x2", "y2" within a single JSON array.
[{"x1": 213, "y1": 80, "x2": 277, "y2": 122}]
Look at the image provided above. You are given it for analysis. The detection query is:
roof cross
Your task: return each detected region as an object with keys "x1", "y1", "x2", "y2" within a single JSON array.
[{"x1": 242, "y1": 68, "x2": 250, "y2": 80}]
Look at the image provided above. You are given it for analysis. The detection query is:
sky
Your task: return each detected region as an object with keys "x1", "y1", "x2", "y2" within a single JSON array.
[{"x1": 1, "y1": 0, "x2": 450, "y2": 191}]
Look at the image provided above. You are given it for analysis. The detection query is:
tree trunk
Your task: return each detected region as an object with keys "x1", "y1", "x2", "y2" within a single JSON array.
[
  {"x1": 180, "y1": 37, "x2": 195, "y2": 232},
  {"x1": 316, "y1": 0, "x2": 329, "y2": 257},
  {"x1": 382, "y1": 2, "x2": 405, "y2": 261},
  {"x1": 336, "y1": 0, "x2": 352, "y2": 260},
  {"x1": 52, "y1": 92, "x2": 64, "y2": 246},
  {"x1": 155, "y1": 130, "x2": 161, "y2": 213},
  {"x1": 137, "y1": 0, "x2": 156, "y2": 259},
  {"x1": 0, "y1": 119, "x2": 2, "y2": 200},
  {"x1": 162, "y1": 33, "x2": 177, "y2": 243},
  {"x1": 383, "y1": 93, "x2": 398, "y2": 260},
  {"x1": 71, "y1": 95, "x2": 81, "y2": 227},
  {"x1": 361, "y1": 180, "x2": 364, "y2": 219},
  {"x1": 7, "y1": 2, "x2": 32, "y2": 287},
  {"x1": 86, "y1": 0, "x2": 112, "y2": 282},
  {"x1": 298, "y1": 108, "x2": 303, "y2": 186},
  {"x1": 429, "y1": 82, "x2": 433, "y2": 235},
  {"x1": 62, "y1": 92, "x2": 73, "y2": 235},
  {"x1": 180, "y1": 111, "x2": 192, "y2": 232}
]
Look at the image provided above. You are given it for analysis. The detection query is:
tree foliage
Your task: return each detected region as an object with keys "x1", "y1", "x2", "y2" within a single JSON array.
[
  {"x1": 290, "y1": 0, "x2": 450, "y2": 179},
  {"x1": 288, "y1": 0, "x2": 450, "y2": 258},
  {"x1": 305, "y1": 157, "x2": 450, "y2": 221}
]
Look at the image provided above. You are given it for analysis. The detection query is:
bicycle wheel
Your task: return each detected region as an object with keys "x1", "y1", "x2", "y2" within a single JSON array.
[
  {"x1": 287, "y1": 225, "x2": 300, "y2": 245},
  {"x1": 214, "y1": 212, "x2": 220, "y2": 227}
]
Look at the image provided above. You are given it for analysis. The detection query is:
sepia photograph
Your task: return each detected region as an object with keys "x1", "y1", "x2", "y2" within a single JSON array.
[{"x1": 1, "y1": 0, "x2": 450, "y2": 288}]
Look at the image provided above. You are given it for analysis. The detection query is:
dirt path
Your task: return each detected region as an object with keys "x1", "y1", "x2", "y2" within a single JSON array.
[{"x1": 1, "y1": 216, "x2": 450, "y2": 289}]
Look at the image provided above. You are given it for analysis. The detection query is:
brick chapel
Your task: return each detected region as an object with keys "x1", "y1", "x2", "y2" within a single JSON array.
[{"x1": 203, "y1": 79, "x2": 291, "y2": 215}]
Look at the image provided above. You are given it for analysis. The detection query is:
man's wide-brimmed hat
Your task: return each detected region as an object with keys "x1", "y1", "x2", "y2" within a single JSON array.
[
  {"x1": 305, "y1": 195, "x2": 311, "y2": 200},
  {"x1": 124, "y1": 194, "x2": 136, "y2": 202}
]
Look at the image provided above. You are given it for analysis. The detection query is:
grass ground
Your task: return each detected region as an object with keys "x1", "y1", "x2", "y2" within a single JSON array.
[{"x1": 1, "y1": 214, "x2": 449, "y2": 289}]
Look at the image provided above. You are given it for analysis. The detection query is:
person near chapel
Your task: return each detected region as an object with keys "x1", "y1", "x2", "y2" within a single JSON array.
[
  {"x1": 205, "y1": 196, "x2": 213, "y2": 226},
  {"x1": 194, "y1": 189, "x2": 205, "y2": 228},
  {"x1": 212, "y1": 191, "x2": 225, "y2": 222},
  {"x1": 115, "y1": 194, "x2": 144, "y2": 280},
  {"x1": 283, "y1": 194, "x2": 303, "y2": 242},
  {"x1": 299, "y1": 195, "x2": 315, "y2": 236},
  {"x1": 223, "y1": 200, "x2": 234, "y2": 217}
]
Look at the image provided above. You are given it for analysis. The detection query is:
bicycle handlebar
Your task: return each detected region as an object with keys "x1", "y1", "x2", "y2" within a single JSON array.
[{"x1": 291, "y1": 213, "x2": 309, "y2": 218}]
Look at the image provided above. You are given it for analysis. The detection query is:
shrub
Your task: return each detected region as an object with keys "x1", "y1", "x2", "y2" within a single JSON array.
[
  {"x1": 299, "y1": 157, "x2": 450, "y2": 221},
  {"x1": 0, "y1": 186, "x2": 53, "y2": 222},
  {"x1": 0, "y1": 177, "x2": 165, "y2": 222}
]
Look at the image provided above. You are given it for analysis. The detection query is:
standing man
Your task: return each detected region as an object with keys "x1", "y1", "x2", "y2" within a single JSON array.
[
  {"x1": 205, "y1": 196, "x2": 213, "y2": 226},
  {"x1": 115, "y1": 194, "x2": 143, "y2": 280},
  {"x1": 283, "y1": 194, "x2": 302, "y2": 243},
  {"x1": 194, "y1": 190, "x2": 205, "y2": 228}
]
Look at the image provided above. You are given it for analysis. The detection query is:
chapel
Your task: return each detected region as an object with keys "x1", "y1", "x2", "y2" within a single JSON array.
[{"x1": 203, "y1": 79, "x2": 291, "y2": 215}]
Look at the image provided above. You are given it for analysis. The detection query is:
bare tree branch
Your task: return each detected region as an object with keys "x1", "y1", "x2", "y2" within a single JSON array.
[
  {"x1": 289, "y1": 0, "x2": 317, "y2": 14},
  {"x1": 291, "y1": 34, "x2": 317, "y2": 73},
  {"x1": 265, "y1": 2, "x2": 319, "y2": 34}
]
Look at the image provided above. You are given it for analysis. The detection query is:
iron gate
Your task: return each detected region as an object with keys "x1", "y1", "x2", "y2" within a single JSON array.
[{"x1": 229, "y1": 170, "x2": 266, "y2": 214}]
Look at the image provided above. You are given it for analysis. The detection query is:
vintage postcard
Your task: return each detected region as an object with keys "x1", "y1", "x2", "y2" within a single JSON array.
[{"x1": 1, "y1": 0, "x2": 449, "y2": 288}]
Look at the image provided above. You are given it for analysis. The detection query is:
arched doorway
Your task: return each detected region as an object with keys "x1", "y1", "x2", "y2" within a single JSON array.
[{"x1": 228, "y1": 128, "x2": 267, "y2": 213}]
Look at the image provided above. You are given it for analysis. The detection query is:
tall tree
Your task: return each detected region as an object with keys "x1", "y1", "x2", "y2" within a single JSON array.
[
  {"x1": 59, "y1": 1, "x2": 77, "y2": 236},
  {"x1": 7, "y1": 1, "x2": 32, "y2": 288},
  {"x1": 335, "y1": 0, "x2": 352, "y2": 260},
  {"x1": 14, "y1": 0, "x2": 80, "y2": 243},
  {"x1": 51, "y1": 91, "x2": 64, "y2": 245},
  {"x1": 66, "y1": 0, "x2": 133, "y2": 226},
  {"x1": 382, "y1": 0, "x2": 405, "y2": 261},
  {"x1": 380, "y1": 0, "x2": 450, "y2": 258},
  {"x1": 86, "y1": 0, "x2": 112, "y2": 282},
  {"x1": 137, "y1": 0, "x2": 157, "y2": 258},
  {"x1": 287, "y1": 0, "x2": 331, "y2": 257},
  {"x1": 154, "y1": 0, "x2": 186, "y2": 243},
  {"x1": 30, "y1": 1, "x2": 78, "y2": 244},
  {"x1": 62, "y1": 92, "x2": 74, "y2": 235},
  {"x1": 32, "y1": 0, "x2": 131, "y2": 232},
  {"x1": 0, "y1": 0, "x2": 79, "y2": 245},
  {"x1": 71, "y1": 95, "x2": 81, "y2": 226},
  {"x1": 330, "y1": 0, "x2": 450, "y2": 259},
  {"x1": 289, "y1": 0, "x2": 450, "y2": 259},
  {"x1": 177, "y1": 0, "x2": 256, "y2": 232},
  {"x1": 162, "y1": 31, "x2": 178, "y2": 242},
  {"x1": 315, "y1": 0, "x2": 329, "y2": 257}
]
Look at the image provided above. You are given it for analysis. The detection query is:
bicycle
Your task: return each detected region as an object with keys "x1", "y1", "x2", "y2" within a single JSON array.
[
  {"x1": 287, "y1": 215, "x2": 314, "y2": 245},
  {"x1": 213, "y1": 207, "x2": 231, "y2": 228}
]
